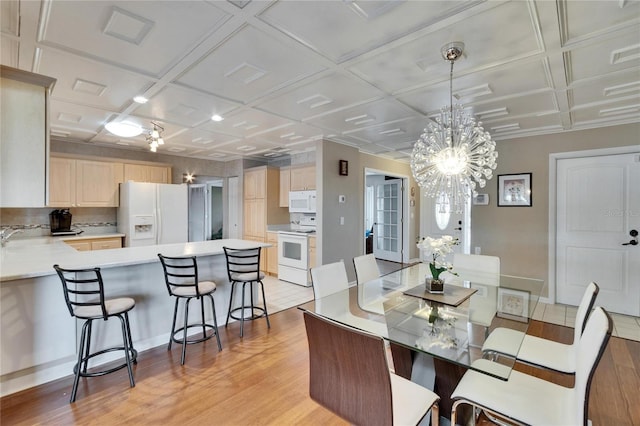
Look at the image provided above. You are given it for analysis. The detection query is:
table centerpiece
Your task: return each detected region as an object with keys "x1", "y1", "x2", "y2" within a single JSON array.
[{"x1": 417, "y1": 235, "x2": 459, "y2": 293}]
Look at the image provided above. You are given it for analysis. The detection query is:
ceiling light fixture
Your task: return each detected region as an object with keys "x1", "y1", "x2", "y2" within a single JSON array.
[
  {"x1": 133, "y1": 95, "x2": 148, "y2": 104},
  {"x1": 410, "y1": 42, "x2": 498, "y2": 213},
  {"x1": 105, "y1": 121, "x2": 143, "y2": 137},
  {"x1": 211, "y1": 114, "x2": 223, "y2": 122},
  {"x1": 146, "y1": 121, "x2": 165, "y2": 152}
]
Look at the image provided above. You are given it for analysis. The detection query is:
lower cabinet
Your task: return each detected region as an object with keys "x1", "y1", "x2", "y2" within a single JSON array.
[
  {"x1": 308, "y1": 236, "x2": 316, "y2": 269},
  {"x1": 64, "y1": 236, "x2": 122, "y2": 251},
  {"x1": 266, "y1": 232, "x2": 278, "y2": 276}
]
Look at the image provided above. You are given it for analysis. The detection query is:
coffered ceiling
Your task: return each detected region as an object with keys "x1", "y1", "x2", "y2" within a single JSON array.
[{"x1": 2, "y1": 0, "x2": 639, "y2": 162}]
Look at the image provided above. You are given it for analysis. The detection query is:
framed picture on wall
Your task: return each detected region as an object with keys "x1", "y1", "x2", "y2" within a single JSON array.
[{"x1": 497, "y1": 173, "x2": 532, "y2": 207}]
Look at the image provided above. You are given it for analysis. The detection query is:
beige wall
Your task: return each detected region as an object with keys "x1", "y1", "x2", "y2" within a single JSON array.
[
  {"x1": 318, "y1": 140, "x2": 421, "y2": 281},
  {"x1": 317, "y1": 140, "x2": 362, "y2": 280},
  {"x1": 472, "y1": 123, "x2": 640, "y2": 294}
]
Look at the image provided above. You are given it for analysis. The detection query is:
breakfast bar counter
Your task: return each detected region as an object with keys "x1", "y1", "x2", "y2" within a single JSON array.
[{"x1": 0, "y1": 238, "x2": 269, "y2": 396}]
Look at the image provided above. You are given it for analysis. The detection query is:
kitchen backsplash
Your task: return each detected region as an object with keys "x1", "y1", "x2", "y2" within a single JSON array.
[{"x1": 0, "y1": 208, "x2": 117, "y2": 237}]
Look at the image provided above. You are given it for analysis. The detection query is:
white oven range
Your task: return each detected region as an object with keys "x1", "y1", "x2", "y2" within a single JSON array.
[{"x1": 277, "y1": 217, "x2": 315, "y2": 286}]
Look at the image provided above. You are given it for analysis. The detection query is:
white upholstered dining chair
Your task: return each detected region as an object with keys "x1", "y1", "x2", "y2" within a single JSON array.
[
  {"x1": 353, "y1": 253, "x2": 381, "y2": 285},
  {"x1": 451, "y1": 306, "x2": 612, "y2": 426},
  {"x1": 452, "y1": 254, "x2": 501, "y2": 337},
  {"x1": 310, "y1": 260, "x2": 349, "y2": 299},
  {"x1": 304, "y1": 310, "x2": 440, "y2": 426},
  {"x1": 482, "y1": 282, "x2": 599, "y2": 374}
]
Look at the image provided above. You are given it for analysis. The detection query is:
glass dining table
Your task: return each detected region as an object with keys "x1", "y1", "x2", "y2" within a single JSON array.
[{"x1": 298, "y1": 262, "x2": 545, "y2": 418}]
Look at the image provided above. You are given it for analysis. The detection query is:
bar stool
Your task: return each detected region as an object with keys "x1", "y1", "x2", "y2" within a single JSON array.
[
  {"x1": 158, "y1": 254, "x2": 222, "y2": 365},
  {"x1": 223, "y1": 246, "x2": 270, "y2": 337},
  {"x1": 53, "y1": 264, "x2": 137, "y2": 403}
]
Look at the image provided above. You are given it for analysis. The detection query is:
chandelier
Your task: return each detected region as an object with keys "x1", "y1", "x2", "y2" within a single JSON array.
[
  {"x1": 410, "y1": 42, "x2": 498, "y2": 213},
  {"x1": 146, "y1": 122, "x2": 164, "y2": 152}
]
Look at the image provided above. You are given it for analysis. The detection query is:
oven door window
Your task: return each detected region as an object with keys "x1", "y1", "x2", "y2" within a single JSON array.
[{"x1": 282, "y1": 241, "x2": 302, "y2": 260}]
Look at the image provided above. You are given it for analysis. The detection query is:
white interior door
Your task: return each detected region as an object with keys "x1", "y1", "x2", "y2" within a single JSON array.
[
  {"x1": 556, "y1": 153, "x2": 640, "y2": 316},
  {"x1": 373, "y1": 179, "x2": 402, "y2": 262}
]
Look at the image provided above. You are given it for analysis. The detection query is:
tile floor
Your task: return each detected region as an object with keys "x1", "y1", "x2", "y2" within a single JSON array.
[
  {"x1": 263, "y1": 275, "x2": 640, "y2": 343},
  {"x1": 532, "y1": 301, "x2": 640, "y2": 342}
]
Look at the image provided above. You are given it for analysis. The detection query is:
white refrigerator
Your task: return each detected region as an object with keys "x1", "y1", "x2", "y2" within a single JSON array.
[{"x1": 117, "y1": 181, "x2": 188, "y2": 247}]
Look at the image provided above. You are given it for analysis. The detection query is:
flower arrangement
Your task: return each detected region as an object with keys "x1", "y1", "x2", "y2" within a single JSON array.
[{"x1": 417, "y1": 235, "x2": 459, "y2": 281}]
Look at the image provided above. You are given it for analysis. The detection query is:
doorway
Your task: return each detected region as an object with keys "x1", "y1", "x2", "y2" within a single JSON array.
[
  {"x1": 363, "y1": 169, "x2": 409, "y2": 263},
  {"x1": 419, "y1": 189, "x2": 470, "y2": 263},
  {"x1": 188, "y1": 177, "x2": 224, "y2": 242},
  {"x1": 552, "y1": 148, "x2": 639, "y2": 315}
]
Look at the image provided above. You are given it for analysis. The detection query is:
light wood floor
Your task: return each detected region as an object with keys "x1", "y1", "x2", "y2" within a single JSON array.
[{"x1": 1, "y1": 307, "x2": 639, "y2": 425}]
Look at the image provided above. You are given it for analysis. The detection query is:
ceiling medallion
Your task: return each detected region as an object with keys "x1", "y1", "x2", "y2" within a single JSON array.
[{"x1": 410, "y1": 42, "x2": 498, "y2": 213}]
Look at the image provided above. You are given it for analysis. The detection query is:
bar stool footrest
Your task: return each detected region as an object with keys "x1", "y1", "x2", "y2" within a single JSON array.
[
  {"x1": 74, "y1": 346, "x2": 138, "y2": 378},
  {"x1": 171, "y1": 323, "x2": 218, "y2": 345},
  {"x1": 229, "y1": 306, "x2": 267, "y2": 322}
]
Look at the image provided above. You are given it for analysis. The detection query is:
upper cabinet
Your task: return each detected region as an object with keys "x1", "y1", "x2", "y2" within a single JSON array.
[
  {"x1": 123, "y1": 163, "x2": 171, "y2": 184},
  {"x1": 290, "y1": 164, "x2": 316, "y2": 191},
  {"x1": 49, "y1": 157, "x2": 123, "y2": 207},
  {"x1": 279, "y1": 166, "x2": 290, "y2": 207},
  {"x1": 49, "y1": 155, "x2": 172, "y2": 207},
  {"x1": 0, "y1": 66, "x2": 56, "y2": 207},
  {"x1": 75, "y1": 160, "x2": 123, "y2": 207},
  {"x1": 244, "y1": 167, "x2": 267, "y2": 200}
]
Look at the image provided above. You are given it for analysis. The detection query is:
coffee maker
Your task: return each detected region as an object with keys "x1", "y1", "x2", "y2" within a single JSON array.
[{"x1": 49, "y1": 209, "x2": 74, "y2": 235}]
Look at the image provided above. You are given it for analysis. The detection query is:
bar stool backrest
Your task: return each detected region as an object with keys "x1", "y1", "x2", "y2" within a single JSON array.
[
  {"x1": 157, "y1": 254, "x2": 202, "y2": 297},
  {"x1": 54, "y1": 264, "x2": 108, "y2": 319},
  {"x1": 223, "y1": 247, "x2": 261, "y2": 282}
]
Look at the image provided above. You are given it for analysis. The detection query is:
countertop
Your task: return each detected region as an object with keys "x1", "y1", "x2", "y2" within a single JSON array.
[
  {"x1": 266, "y1": 225, "x2": 316, "y2": 235},
  {"x1": 0, "y1": 238, "x2": 269, "y2": 282}
]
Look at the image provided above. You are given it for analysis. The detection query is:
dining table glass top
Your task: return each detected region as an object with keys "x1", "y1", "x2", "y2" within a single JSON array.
[{"x1": 298, "y1": 262, "x2": 545, "y2": 380}]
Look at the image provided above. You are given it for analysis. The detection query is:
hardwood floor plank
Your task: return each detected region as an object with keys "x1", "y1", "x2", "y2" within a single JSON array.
[{"x1": 1, "y1": 310, "x2": 638, "y2": 425}]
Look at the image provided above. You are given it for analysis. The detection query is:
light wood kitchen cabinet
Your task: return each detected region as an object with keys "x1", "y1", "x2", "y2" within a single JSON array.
[
  {"x1": 242, "y1": 166, "x2": 288, "y2": 240},
  {"x1": 279, "y1": 166, "x2": 290, "y2": 207},
  {"x1": 123, "y1": 163, "x2": 171, "y2": 183},
  {"x1": 49, "y1": 157, "x2": 76, "y2": 207},
  {"x1": 243, "y1": 166, "x2": 288, "y2": 273},
  {"x1": 0, "y1": 66, "x2": 56, "y2": 207},
  {"x1": 64, "y1": 236, "x2": 123, "y2": 251},
  {"x1": 308, "y1": 235, "x2": 316, "y2": 269},
  {"x1": 266, "y1": 232, "x2": 279, "y2": 275},
  {"x1": 244, "y1": 168, "x2": 266, "y2": 200},
  {"x1": 76, "y1": 160, "x2": 123, "y2": 207},
  {"x1": 49, "y1": 157, "x2": 123, "y2": 207},
  {"x1": 290, "y1": 164, "x2": 316, "y2": 191},
  {"x1": 243, "y1": 198, "x2": 265, "y2": 239}
]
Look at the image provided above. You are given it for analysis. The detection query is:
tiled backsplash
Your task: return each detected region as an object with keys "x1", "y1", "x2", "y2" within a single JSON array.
[{"x1": 0, "y1": 208, "x2": 118, "y2": 237}]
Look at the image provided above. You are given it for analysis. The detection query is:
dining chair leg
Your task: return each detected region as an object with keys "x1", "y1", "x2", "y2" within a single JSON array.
[
  {"x1": 82, "y1": 320, "x2": 93, "y2": 374},
  {"x1": 259, "y1": 280, "x2": 270, "y2": 329},
  {"x1": 208, "y1": 294, "x2": 222, "y2": 351},
  {"x1": 200, "y1": 296, "x2": 206, "y2": 336},
  {"x1": 124, "y1": 312, "x2": 137, "y2": 364},
  {"x1": 431, "y1": 402, "x2": 439, "y2": 426},
  {"x1": 168, "y1": 298, "x2": 179, "y2": 351},
  {"x1": 181, "y1": 298, "x2": 191, "y2": 365},
  {"x1": 71, "y1": 320, "x2": 90, "y2": 403},
  {"x1": 240, "y1": 282, "x2": 247, "y2": 337},
  {"x1": 118, "y1": 314, "x2": 136, "y2": 388},
  {"x1": 225, "y1": 281, "x2": 237, "y2": 327}
]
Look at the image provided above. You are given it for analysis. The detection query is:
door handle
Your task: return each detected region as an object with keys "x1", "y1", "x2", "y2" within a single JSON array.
[{"x1": 622, "y1": 229, "x2": 638, "y2": 246}]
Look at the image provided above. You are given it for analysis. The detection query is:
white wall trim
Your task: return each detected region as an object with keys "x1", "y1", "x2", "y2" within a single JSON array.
[{"x1": 548, "y1": 145, "x2": 640, "y2": 305}]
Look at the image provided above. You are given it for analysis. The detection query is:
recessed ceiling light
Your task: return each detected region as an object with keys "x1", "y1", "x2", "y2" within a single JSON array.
[
  {"x1": 105, "y1": 121, "x2": 143, "y2": 137},
  {"x1": 211, "y1": 114, "x2": 223, "y2": 122},
  {"x1": 133, "y1": 96, "x2": 148, "y2": 104}
]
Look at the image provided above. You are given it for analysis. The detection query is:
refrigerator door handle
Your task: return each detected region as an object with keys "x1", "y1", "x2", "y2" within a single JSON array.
[{"x1": 156, "y1": 186, "x2": 162, "y2": 244}]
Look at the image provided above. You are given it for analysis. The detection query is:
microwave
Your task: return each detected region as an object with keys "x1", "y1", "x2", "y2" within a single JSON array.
[{"x1": 289, "y1": 190, "x2": 316, "y2": 213}]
